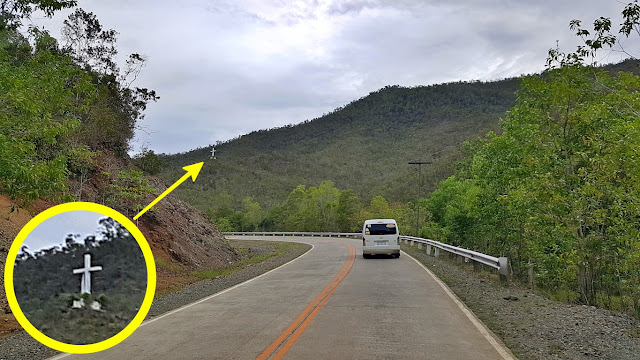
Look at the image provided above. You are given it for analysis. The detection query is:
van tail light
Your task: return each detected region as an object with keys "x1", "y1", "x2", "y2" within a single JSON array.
[
  {"x1": 397, "y1": 236, "x2": 400, "y2": 245},
  {"x1": 362, "y1": 237, "x2": 365, "y2": 246}
]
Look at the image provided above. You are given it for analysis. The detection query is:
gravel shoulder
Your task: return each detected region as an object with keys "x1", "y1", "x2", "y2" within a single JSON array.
[
  {"x1": 0, "y1": 239, "x2": 311, "y2": 360},
  {"x1": 402, "y1": 244, "x2": 640, "y2": 360}
]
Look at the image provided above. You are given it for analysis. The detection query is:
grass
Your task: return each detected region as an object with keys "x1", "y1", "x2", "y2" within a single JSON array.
[
  {"x1": 156, "y1": 257, "x2": 183, "y2": 273},
  {"x1": 191, "y1": 241, "x2": 301, "y2": 279}
]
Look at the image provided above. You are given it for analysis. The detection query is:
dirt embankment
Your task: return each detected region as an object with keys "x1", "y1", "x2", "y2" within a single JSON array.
[
  {"x1": 0, "y1": 154, "x2": 239, "y2": 339},
  {"x1": 0, "y1": 195, "x2": 33, "y2": 335},
  {"x1": 136, "y1": 177, "x2": 239, "y2": 293}
]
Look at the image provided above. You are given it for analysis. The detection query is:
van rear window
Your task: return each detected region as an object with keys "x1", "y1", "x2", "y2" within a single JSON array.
[{"x1": 366, "y1": 224, "x2": 397, "y2": 235}]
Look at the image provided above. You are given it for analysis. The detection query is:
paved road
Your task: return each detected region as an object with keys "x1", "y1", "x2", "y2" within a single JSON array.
[{"x1": 50, "y1": 236, "x2": 515, "y2": 360}]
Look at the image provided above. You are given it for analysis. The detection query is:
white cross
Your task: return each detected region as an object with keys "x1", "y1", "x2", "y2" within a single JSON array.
[
  {"x1": 73, "y1": 254, "x2": 102, "y2": 294},
  {"x1": 210, "y1": 147, "x2": 216, "y2": 159}
]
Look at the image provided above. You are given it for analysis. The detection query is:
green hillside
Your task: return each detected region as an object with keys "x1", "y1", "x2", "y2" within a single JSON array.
[
  {"x1": 161, "y1": 79, "x2": 519, "y2": 207},
  {"x1": 161, "y1": 59, "x2": 639, "y2": 211}
]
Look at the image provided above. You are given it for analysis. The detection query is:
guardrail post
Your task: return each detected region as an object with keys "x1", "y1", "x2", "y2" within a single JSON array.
[
  {"x1": 410, "y1": 240, "x2": 414, "y2": 246},
  {"x1": 498, "y1": 257, "x2": 509, "y2": 283},
  {"x1": 426, "y1": 244, "x2": 431, "y2": 255},
  {"x1": 417, "y1": 243, "x2": 422, "y2": 249},
  {"x1": 404, "y1": 239, "x2": 408, "y2": 244},
  {"x1": 434, "y1": 248, "x2": 440, "y2": 257}
]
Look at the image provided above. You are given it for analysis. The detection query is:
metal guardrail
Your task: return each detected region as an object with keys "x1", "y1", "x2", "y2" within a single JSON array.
[
  {"x1": 223, "y1": 232, "x2": 508, "y2": 276},
  {"x1": 224, "y1": 231, "x2": 361, "y2": 238},
  {"x1": 399, "y1": 235, "x2": 509, "y2": 276}
]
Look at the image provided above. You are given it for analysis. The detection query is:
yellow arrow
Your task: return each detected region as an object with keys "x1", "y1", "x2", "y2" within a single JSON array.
[{"x1": 133, "y1": 162, "x2": 204, "y2": 220}]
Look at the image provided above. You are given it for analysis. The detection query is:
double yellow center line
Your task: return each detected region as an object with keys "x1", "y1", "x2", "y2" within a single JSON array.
[{"x1": 256, "y1": 243, "x2": 356, "y2": 360}]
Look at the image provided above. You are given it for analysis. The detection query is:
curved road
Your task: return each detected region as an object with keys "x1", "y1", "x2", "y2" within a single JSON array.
[{"x1": 50, "y1": 236, "x2": 515, "y2": 360}]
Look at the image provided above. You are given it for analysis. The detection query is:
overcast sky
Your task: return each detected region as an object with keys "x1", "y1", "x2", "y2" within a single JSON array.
[
  {"x1": 32, "y1": 0, "x2": 637, "y2": 155},
  {"x1": 22, "y1": 211, "x2": 106, "y2": 253}
]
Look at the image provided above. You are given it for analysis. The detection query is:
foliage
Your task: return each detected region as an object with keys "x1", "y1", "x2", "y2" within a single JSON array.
[
  {"x1": 0, "y1": 28, "x2": 96, "y2": 203},
  {"x1": 425, "y1": 176, "x2": 481, "y2": 247},
  {"x1": 205, "y1": 180, "x2": 417, "y2": 235},
  {"x1": 133, "y1": 148, "x2": 162, "y2": 175},
  {"x1": 0, "y1": 6, "x2": 158, "y2": 204},
  {"x1": 61, "y1": 8, "x2": 159, "y2": 156},
  {"x1": 548, "y1": 1, "x2": 640, "y2": 67},
  {"x1": 101, "y1": 169, "x2": 156, "y2": 217},
  {"x1": 413, "y1": 4, "x2": 640, "y2": 316},
  {"x1": 0, "y1": 0, "x2": 76, "y2": 31},
  {"x1": 426, "y1": 61, "x2": 640, "y2": 314}
]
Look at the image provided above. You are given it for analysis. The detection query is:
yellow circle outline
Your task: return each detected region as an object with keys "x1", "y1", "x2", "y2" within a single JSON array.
[{"x1": 3, "y1": 202, "x2": 156, "y2": 354}]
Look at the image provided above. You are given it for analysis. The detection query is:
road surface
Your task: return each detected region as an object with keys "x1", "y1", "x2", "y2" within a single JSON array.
[{"x1": 50, "y1": 236, "x2": 515, "y2": 360}]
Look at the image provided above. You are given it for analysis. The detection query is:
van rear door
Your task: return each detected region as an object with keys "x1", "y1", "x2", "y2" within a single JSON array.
[{"x1": 366, "y1": 223, "x2": 397, "y2": 246}]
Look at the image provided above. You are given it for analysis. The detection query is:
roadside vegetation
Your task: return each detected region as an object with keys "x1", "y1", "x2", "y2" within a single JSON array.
[
  {"x1": 196, "y1": 181, "x2": 417, "y2": 234},
  {"x1": 421, "y1": 6, "x2": 640, "y2": 315}
]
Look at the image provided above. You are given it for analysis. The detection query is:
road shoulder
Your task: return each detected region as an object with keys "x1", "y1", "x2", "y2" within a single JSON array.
[{"x1": 402, "y1": 244, "x2": 640, "y2": 360}]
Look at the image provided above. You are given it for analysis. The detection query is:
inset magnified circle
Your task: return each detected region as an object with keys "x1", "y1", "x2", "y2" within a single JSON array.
[{"x1": 3, "y1": 202, "x2": 156, "y2": 354}]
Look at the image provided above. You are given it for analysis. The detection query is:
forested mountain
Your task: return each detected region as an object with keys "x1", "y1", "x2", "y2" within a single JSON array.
[
  {"x1": 161, "y1": 59, "x2": 640, "y2": 211},
  {"x1": 162, "y1": 78, "x2": 519, "y2": 209}
]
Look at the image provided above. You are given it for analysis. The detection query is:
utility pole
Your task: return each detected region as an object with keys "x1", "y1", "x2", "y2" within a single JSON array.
[{"x1": 408, "y1": 161, "x2": 431, "y2": 236}]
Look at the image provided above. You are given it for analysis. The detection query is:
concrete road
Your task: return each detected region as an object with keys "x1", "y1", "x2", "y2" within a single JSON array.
[{"x1": 50, "y1": 236, "x2": 515, "y2": 360}]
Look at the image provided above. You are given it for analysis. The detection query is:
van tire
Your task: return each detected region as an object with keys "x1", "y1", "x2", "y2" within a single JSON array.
[{"x1": 395, "y1": 253, "x2": 400, "y2": 258}]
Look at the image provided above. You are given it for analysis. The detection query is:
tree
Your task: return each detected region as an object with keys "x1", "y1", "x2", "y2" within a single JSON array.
[
  {"x1": 547, "y1": 1, "x2": 640, "y2": 67},
  {"x1": 368, "y1": 195, "x2": 393, "y2": 219},
  {"x1": 133, "y1": 148, "x2": 162, "y2": 175},
  {"x1": 423, "y1": 3, "x2": 640, "y2": 311},
  {"x1": 62, "y1": 8, "x2": 118, "y2": 75},
  {"x1": 336, "y1": 189, "x2": 359, "y2": 232},
  {"x1": 426, "y1": 176, "x2": 480, "y2": 246},
  {"x1": 0, "y1": 28, "x2": 96, "y2": 203},
  {"x1": 242, "y1": 197, "x2": 262, "y2": 231},
  {"x1": 61, "y1": 8, "x2": 159, "y2": 156},
  {"x1": 0, "y1": 0, "x2": 76, "y2": 31}
]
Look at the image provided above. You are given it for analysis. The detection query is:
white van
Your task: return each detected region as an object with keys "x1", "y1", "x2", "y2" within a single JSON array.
[{"x1": 362, "y1": 219, "x2": 400, "y2": 258}]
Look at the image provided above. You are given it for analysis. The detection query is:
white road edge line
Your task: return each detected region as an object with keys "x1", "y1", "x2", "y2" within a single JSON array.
[
  {"x1": 403, "y1": 251, "x2": 517, "y2": 360},
  {"x1": 48, "y1": 241, "x2": 315, "y2": 360}
]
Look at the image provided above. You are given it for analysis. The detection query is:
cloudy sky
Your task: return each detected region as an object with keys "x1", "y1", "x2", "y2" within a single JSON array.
[
  {"x1": 32, "y1": 0, "x2": 636, "y2": 155},
  {"x1": 22, "y1": 211, "x2": 106, "y2": 252}
]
